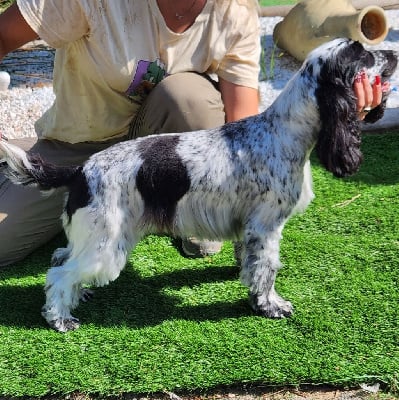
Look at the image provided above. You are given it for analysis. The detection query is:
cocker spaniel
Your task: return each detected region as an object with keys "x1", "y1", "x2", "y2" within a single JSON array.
[{"x1": 0, "y1": 38, "x2": 397, "y2": 332}]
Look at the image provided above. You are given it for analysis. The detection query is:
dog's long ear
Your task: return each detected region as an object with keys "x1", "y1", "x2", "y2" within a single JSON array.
[{"x1": 315, "y1": 82, "x2": 363, "y2": 178}]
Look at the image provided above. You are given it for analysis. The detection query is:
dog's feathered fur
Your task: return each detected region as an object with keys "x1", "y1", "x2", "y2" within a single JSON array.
[{"x1": 0, "y1": 39, "x2": 397, "y2": 332}]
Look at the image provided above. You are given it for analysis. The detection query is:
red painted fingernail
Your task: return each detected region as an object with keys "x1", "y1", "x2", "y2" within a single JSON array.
[
  {"x1": 361, "y1": 70, "x2": 367, "y2": 80},
  {"x1": 375, "y1": 75, "x2": 381, "y2": 85},
  {"x1": 355, "y1": 72, "x2": 362, "y2": 83}
]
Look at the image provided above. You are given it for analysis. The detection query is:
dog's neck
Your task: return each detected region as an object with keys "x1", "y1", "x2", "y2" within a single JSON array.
[{"x1": 261, "y1": 78, "x2": 320, "y2": 151}]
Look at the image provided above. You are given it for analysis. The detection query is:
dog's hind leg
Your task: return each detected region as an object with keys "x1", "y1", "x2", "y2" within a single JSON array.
[
  {"x1": 51, "y1": 247, "x2": 71, "y2": 267},
  {"x1": 51, "y1": 245, "x2": 95, "y2": 302},
  {"x1": 240, "y1": 222, "x2": 293, "y2": 318},
  {"x1": 42, "y1": 258, "x2": 90, "y2": 332},
  {"x1": 42, "y1": 211, "x2": 139, "y2": 332},
  {"x1": 42, "y1": 238, "x2": 136, "y2": 332},
  {"x1": 50, "y1": 245, "x2": 95, "y2": 301}
]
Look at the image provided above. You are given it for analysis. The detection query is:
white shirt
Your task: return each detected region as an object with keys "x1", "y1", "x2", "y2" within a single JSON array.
[{"x1": 17, "y1": 0, "x2": 261, "y2": 143}]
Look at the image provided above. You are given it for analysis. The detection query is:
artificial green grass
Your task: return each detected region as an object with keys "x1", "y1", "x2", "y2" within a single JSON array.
[{"x1": 0, "y1": 133, "x2": 398, "y2": 397}]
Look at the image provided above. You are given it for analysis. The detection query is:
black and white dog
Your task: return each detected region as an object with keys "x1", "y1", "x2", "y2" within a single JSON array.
[{"x1": 0, "y1": 39, "x2": 397, "y2": 332}]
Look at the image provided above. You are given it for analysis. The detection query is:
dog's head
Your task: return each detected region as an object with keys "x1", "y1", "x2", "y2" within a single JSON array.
[{"x1": 303, "y1": 38, "x2": 397, "y2": 177}]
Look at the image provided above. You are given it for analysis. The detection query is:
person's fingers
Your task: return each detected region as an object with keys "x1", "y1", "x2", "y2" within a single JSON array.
[
  {"x1": 371, "y1": 75, "x2": 382, "y2": 109},
  {"x1": 360, "y1": 71, "x2": 373, "y2": 110},
  {"x1": 353, "y1": 71, "x2": 366, "y2": 113},
  {"x1": 354, "y1": 71, "x2": 384, "y2": 120}
]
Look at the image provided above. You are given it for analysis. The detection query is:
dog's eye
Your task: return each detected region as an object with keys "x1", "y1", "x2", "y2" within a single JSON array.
[{"x1": 360, "y1": 52, "x2": 375, "y2": 68}]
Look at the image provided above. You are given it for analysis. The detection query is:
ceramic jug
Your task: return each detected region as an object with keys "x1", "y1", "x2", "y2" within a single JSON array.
[{"x1": 273, "y1": 0, "x2": 388, "y2": 61}]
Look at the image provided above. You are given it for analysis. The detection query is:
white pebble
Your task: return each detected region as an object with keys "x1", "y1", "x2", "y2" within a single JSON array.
[
  {"x1": 0, "y1": 71, "x2": 10, "y2": 91},
  {"x1": 0, "y1": 86, "x2": 55, "y2": 139}
]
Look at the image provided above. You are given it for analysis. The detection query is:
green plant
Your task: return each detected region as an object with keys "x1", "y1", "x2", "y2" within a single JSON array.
[{"x1": 0, "y1": 0, "x2": 13, "y2": 12}]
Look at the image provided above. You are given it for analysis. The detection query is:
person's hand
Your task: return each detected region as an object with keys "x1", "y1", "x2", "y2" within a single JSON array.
[{"x1": 354, "y1": 70, "x2": 390, "y2": 120}]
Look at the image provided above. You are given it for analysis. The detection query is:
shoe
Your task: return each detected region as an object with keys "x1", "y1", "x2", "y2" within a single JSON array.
[{"x1": 181, "y1": 237, "x2": 222, "y2": 258}]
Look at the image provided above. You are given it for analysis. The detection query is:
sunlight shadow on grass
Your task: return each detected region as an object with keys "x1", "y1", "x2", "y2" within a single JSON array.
[{"x1": 77, "y1": 262, "x2": 251, "y2": 329}]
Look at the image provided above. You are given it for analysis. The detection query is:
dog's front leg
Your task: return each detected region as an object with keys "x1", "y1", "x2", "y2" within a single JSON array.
[{"x1": 240, "y1": 224, "x2": 293, "y2": 318}]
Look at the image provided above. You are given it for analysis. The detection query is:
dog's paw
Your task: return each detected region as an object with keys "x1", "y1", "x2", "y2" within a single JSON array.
[
  {"x1": 48, "y1": 317, "x2": 81, "y2": 333},
  {"x1": 55, "y1": 317, "x2": 81, "y2": 332},
  {"x1": 51, "y1": 247, "x2": 70, "y2": 267},
  {"x1": 41, "y1": 306, "x2": 81, "y2": 332},
  {"x1": 80, "y1": 288, "x2": 94, "y2": 302},
  {"x1": 249, "y1": 293, "x2": 294, "y2": 319}
]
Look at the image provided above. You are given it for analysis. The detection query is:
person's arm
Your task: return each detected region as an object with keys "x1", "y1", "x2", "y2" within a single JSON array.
[
  {"x1": 219, "y1": 77, "x2": 259, "y2": 122},
  {"x1": 0, "y1": 3, "x2": 39, "y2": 61}
]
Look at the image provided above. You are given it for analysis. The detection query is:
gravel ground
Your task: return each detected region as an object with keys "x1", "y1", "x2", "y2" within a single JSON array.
[
  {"x1": 1, "y1": 11, "x2": 398, "y2": 140},
  {"x1": 0, "y1": 42, "x2": 54, "y2": 140}
]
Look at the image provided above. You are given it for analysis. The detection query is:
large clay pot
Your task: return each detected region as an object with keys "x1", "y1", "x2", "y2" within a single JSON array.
[{"x1": 273, "y1": 0, "x2": 388, "y2": 61}]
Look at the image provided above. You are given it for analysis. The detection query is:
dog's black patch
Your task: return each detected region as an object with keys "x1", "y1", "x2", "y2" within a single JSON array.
[
  {"x1": 65, "y1": 168, "x2": 91, "y2": 222},
  {"x1": 136, "y1": 135, "x2": 190, "y2": 231}
]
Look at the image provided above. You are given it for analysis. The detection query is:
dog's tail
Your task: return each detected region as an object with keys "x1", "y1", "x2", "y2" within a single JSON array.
[{"x1": 0, "y1": 140, "x2": 80, "y2": 190}]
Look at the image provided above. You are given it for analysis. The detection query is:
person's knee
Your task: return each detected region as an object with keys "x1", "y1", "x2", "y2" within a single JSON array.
[
  {"x1": 0, "y1": 180, "x2": 64, "y2": 267},
  {"x1": 0, "y1": 215, "x2": 62, "y2": 267},
  {"x1": 130, "y1": 72, "x2": 226, "y2": 136},
  {"x1": 158, "y1": 73, "x2": 225, "y2": 130}
]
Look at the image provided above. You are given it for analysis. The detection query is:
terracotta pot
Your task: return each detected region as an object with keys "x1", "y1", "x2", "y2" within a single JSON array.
[{"x1": 273, "y1": 0, "x2": 388, "y2": 61}]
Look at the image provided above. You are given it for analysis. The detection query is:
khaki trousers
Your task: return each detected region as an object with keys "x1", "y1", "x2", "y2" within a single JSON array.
[{"x1": 0, "y1": 72, "x2": 225, "y2": 266}]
